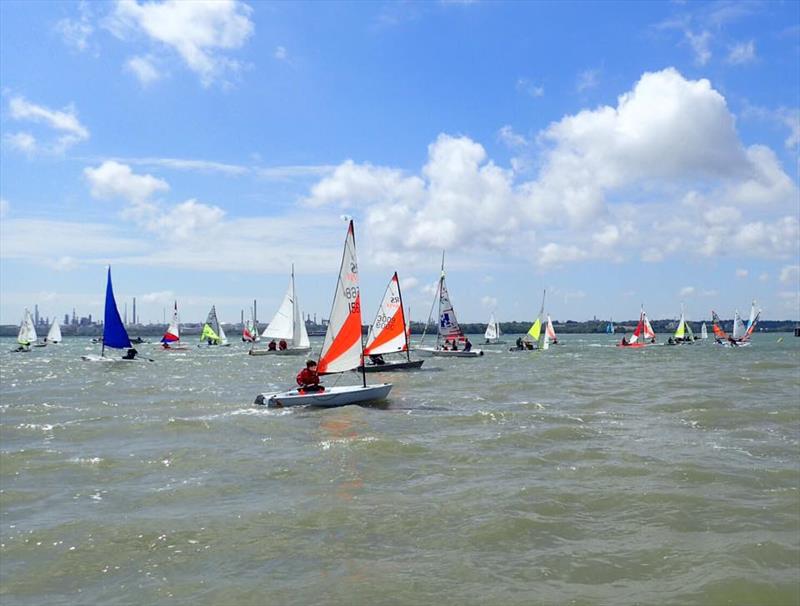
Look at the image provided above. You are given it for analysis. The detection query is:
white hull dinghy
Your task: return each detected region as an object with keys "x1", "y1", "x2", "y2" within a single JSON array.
[
  {"x1": 250, "y1": 266, "x2": 312, "y2": 356},
  {"x1": 256, "y1": 383, "x2": 392, "y2": 408},
  {"x1": 711, "y1": 303, "x2": 760, "y2": 348},
  {"x1": 358, "y1": 271, "x2": 424, "y2": 372},
  {"x1": 254, "y1": 220, "x2": 392, "y2": 408},
  {"x1": 417, "y1": 252, "x2": 483, "y2": 357}
]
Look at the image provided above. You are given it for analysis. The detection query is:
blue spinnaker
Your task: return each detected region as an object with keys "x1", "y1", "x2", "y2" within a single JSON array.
[{"x1": 103, "y1": 267, "x2": 132, "y2": 349}]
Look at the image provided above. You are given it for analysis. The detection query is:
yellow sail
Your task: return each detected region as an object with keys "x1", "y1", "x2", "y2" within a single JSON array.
[
  {"x1": 200, "y1": 323, "x2": 220, "y2": 344},
  {"x1": 674, "y1": 318, "x2": 685, "y2": 339},
  {"x1": 527, "y1": 318, "x2": 541, "y2": 341}
]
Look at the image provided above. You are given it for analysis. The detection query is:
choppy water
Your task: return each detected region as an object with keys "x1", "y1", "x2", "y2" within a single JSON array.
[{"x1": 1, "y1": 334, "x2": 798, "y2": 606}]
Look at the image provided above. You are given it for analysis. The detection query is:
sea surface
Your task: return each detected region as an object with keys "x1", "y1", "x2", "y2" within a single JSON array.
[{"x1": 1, "y1": 334, "x2": 798, "y2": 606}]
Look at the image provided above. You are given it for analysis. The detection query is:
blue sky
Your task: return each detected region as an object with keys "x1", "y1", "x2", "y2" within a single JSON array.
[{"x1": 1, "y1": 0, "x2": 798, "y2": 326}]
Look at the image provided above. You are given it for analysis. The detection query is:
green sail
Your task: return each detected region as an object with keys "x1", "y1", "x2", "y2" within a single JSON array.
[
  {"x1": 200, "y1": 323, "x2": 220, "y2": 343},
  {"x1": 674, "y1": 319, "x2": 685, "y2": 339}
]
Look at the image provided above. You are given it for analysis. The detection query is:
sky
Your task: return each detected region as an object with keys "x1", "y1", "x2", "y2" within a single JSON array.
[{"x1": 0, "y1": 0, "x2": 798, "y2": 327}]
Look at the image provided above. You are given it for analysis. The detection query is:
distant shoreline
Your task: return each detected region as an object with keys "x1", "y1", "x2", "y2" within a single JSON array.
[{"x1": 1, "y1": 319, "x2": 796, "y2": 338}]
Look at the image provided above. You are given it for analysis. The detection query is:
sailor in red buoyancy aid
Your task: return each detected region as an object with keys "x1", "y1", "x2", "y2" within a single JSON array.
[{"x1": 296, "y1": 360, "x2": 324, "y2": 392}]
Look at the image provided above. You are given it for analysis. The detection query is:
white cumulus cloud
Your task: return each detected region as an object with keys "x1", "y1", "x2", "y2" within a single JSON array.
[
  {"x1": 108, "y1": 0, "x2": 254, "y2": 87},
  {"x1": 6, "y1": 96, "x2": 89, "y2": 154},
  {"x1": 85, "y1": 160, "x2": 169, "y2": 204}
]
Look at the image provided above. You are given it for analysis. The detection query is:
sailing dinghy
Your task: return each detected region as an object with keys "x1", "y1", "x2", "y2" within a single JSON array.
[
  {"x1": 12, "y1": 309, "x2": 36, "y2": 352},
  {"x1": 617, "y1": 307, "x2": 656, "y2": 348},
  {"x1": 417, "y1": 253, "x2": 483, "y2": 357},
  {"x1": 199, "y1": 306, "x2": 229, "y2": 347},
  {"x1": 700, "y1": 322, "x2": 708, "y2": 340},
  {"x1": 510, "y1": 290, "x2": 547, "y2": 351},
  {"x1": 483, "y1": 312, "x2": 506, "y2": 344},
  {"x1": 160, "y1": 301, "x2": 189, "y2": 351},
  {"x1": 358, "y1": 272, "x2": 423, "y2": 372},
  {"x1": 45, "y1": 320, "x2": 62, "y2": 344},
  {"x1": 250, "y1": 267, "x2": 311, "y2": 356},
  {"x1": 666, "y1": 306, "x2": 695, "y2": 345},
  {"x1": 82, "y1": 268, "x2": 145, "y2": 362},
  {"x1": 254, "y1": 221, "x2": 392, "y2": 407},
  {"x1": 542, "y1": 314, "x2": 559, "y2": 349},
  {"x1": 712, "y1": 302, "x2": 760, "y2": 347}
]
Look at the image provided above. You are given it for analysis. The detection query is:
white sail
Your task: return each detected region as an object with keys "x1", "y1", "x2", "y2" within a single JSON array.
[
  {"x1": 643, "y1": 312, "x2": 656, "y2": 340},
  {"x1": 46, "y1": 320, "x2": 62, "y2": 343},
  {"x1": 438, "y1": 274, "x2": 464, "y2": 343},
  {"x1": 484, "y1": 313, "x2": 498, "y2": 341},
  {"x1": 365, "y1": 272, "x2": 407, "y2": 356},
  {"x1": 18, "y1": 309, "x2": 37, "y2": 345},
  {"x1": 218, "y1": 321, "x2": 228, "y2": 345},
  {"x1": 263, "y1": 270, "x2": 310, "y2": 348},
  {"x1": 263, "y1": 287, "x2": 294, "y2": 340},
  {"x1": 545, "y1": 314, "x2": 557, "y2": 343},
  {"x1": 732, "y1": 310, "x2": 746, "y2": 339},
  {"x1": 317, "y1": 221, "x2": 363, "y2": 374},
  {"x1": 701, "y1": 322, "x2": 708, "y2": 339}
]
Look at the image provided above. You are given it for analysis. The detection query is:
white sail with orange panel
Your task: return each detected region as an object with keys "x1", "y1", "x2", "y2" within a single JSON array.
[
  {"x1": 364, "y1": 272, "x2": 407, "y2": 356},
  {"x1": 317, "y1": 221, "x2": 364, "y2": 374}
]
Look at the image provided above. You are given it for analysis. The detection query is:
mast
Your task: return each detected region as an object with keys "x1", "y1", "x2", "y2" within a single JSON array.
[
  {"x1": 351, "y1": 229, "x2": 367, "y2": 388},
  {"x1": 437, "y1": 250, "x2": 445, "y2": 349},
  {"x1": 291, "y1": 264, "x2": 297, "y2": 345},
  {"x1": 395, "y1": 271, "x2": 411, "y2": 362}
]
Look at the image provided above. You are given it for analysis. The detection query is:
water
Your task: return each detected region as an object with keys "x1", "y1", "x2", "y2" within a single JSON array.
[{"x1": 1, "y1": 334, "x2": 798, "y2": 605}]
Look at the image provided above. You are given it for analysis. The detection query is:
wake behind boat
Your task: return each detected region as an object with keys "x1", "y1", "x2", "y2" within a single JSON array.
[{"x1": 254, "y1": 220, "x2": 391, "y2": 408}]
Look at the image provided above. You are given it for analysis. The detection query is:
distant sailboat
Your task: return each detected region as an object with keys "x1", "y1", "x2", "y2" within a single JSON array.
[
  {"x1": 82, "y1": 268, "x2": 142, "y2": 362},
  {"x1": 606, "y1": 319, "x2": 615, "y2": 335},
  {"x1": 617, "y1": 306, "x2": 656, "y2": 348},
  {"x1": 250, "y1": 266, "x2": 311, "y2": 356},
  {"x1": 242, "y1": 303, "x2": 259, "y2": 343},
  {"x1": 160, "y1": 301, "x2": 189, "y2": 351},
  {"x1": 543, "y1": 314, "x2": 558, "y2": 349},
  {"x1": 511, "y1": 290, "x2": 546, "y2": 351},
  {"x1": 359, "y1": 272, "x2": 424, "y2": 372},
  {"x1": 418, "y1": 253, "x2": 483, "y2": 357},
  {"x1": 255, "y1": 220, "x2": 392, "y2": 407},
  {"x1": 12, "y1": 309, "x2": 37, "y2": 352},
  {"x1": 667, "y1": 305, "x2": 695, "y2": 345},
  {"x1": 200, "y1": 305, "x2": 229, "y2": 346},
  {"x1": 483, "y1": 312, "x2": 505, "y2": 344},
  {"x1": 713, "y1": 301, "x2": 760, "y2": 347},
  {"x1": 700, "y1": 322, "x2": 708, "y2": 340},
  {"x1": 45, "y1": 320, "x2": 62, "y2": 344}
]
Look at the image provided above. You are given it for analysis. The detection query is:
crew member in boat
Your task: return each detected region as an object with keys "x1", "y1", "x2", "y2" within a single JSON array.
[
  {"x1": 122, "y1": 348, "x2": 138, "y2": 360},
  {"x1": 620, "y1": 336, "x2": 629, "y2": 346},
  {"x1": 296, "y1": 360, "x2": 323, "y2": 392},
  {"x1": 369, "y1": 354, "x2": 385, "y2": 365},
  {"x1": 451, "y1": 339, "x2": 459, "y2": 351},
  {"x1": 516, "y1": 337, "x2": 523, "y2": 350},
  {"x1": 463, "y1": 337, "x2": 472, "y2": 352},
  {"x1": 268, "y1": 340, "x2": 277, "y2": 351},
  {"x1": 279, "y1": 340, "x2": 288, "y2": 351}
]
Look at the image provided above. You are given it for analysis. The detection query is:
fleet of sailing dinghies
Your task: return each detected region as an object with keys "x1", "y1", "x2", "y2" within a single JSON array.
[
  {"x1": 484, "y1": 312, "x2": 505, "y2": 344},
  {"x1": 200, "y1": 305, "x2": 229, "y2": 347},
  {"x1": 358, "y1": 272, "x2": 423, "y2": 372},
  {"x1": 254, "y1": 220, "x2": 392, "y2": 407},
  {"x1": 417, "y1": 253, "x2": 483, "y2": 357},
  {"x1": 82, "y1": 268, "x2": 143, "y2": 362},
  {"x1": 250, "y1": 267, "x2": 311, "y2": 356},
  {"x1": 712, "y1": 301, "x2": 761, "y2": 347},
  {"x1": 617, "y1": 306, "x2": 656, "y2": 348},
  {"x1": 160, "y1": 301, "x2": 189, "y2": 351}
]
